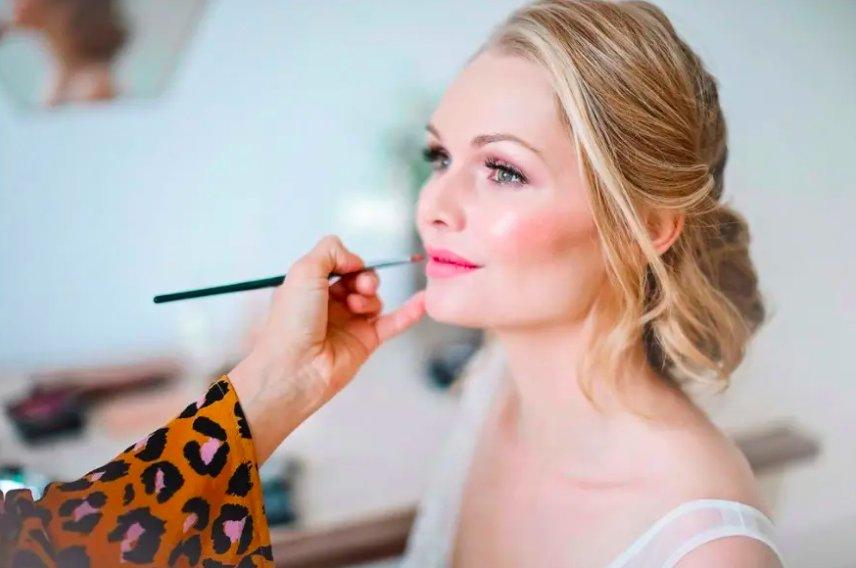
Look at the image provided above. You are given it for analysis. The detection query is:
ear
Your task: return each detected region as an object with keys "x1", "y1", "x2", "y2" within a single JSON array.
[{"x1": 645, "y1": 209, "x2": 685, "y2": 255}]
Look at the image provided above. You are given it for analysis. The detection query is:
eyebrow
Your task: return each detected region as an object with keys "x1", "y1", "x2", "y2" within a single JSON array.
[{"x1": 425, "y1": 123, "x2": 544, "y2": 158}]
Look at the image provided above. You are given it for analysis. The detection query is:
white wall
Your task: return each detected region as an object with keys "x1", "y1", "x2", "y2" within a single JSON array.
[{"x1": 1, "y1": 1, "x2": 853, "y2": 564}]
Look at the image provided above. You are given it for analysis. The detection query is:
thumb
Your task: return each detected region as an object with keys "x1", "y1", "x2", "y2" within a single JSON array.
[{"x1": 374, "y1": 289, "x2": 426, "y2": 344}]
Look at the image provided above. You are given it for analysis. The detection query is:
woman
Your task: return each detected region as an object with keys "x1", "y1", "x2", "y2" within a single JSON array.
[
  {"x1": 403, "y1": 0, "x2": 784, "y2": 566},
  {"x1": 0, "y1": 235, "x2": 427, "y2": 566},
  {"x1": 8, "y1": 0, "x2": 128, "y2": 106}
]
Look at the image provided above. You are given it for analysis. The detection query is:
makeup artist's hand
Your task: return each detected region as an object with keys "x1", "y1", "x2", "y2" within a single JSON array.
[
  {"x1": 265, "y1": 233, "x2": 427, "y2": 398},
  {"x1": 228, "y1": 234, "x2": 426, "y2": 464}
]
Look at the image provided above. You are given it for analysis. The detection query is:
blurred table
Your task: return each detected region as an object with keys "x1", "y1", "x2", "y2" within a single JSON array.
[{"x1": 0, "y1": 320, "x2": 461, "y2": 531}]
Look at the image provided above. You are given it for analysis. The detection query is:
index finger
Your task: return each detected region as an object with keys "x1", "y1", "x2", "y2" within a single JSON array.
[{"x1": 290, "y1": 235, "x2": 365, "y2": 282}]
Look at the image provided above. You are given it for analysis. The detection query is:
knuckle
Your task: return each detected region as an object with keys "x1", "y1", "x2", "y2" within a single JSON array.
[{"x1": 322, "y1": 234, "x2": 340, "y2": 246}]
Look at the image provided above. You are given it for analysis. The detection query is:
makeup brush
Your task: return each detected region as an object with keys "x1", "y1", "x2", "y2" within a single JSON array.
[{"x1": 153, "y1": 253, "x2": 426, "y2": 304}]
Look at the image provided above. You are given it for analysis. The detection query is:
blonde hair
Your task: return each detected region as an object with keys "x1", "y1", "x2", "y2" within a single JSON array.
[{"x1": 472, "y1": 0, "x2": 767, "y2": 406}]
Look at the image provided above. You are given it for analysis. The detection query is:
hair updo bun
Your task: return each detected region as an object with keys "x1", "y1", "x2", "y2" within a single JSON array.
[{"x1": 480, "y1": 0, "x2": 768, "y2": 403}]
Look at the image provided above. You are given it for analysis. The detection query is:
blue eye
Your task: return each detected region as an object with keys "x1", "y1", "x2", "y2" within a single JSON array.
[
  {"x1": 485, "y1": 157, "x2": 528, "y2": 186},
  {"x1": 420, "y1": 145, "x2": 529, "y2": 188},
  {"x1": 421, "y1": 146, "x2": 449, "y2": 171}
]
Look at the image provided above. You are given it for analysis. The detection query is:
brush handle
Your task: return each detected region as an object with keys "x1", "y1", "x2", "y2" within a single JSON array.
[
  {"x1": 153, "y1": 275, "x2": 285, "y2": 303},
  {"x1": 153, "y1": 255, "x2": 422, "y2": 304}
]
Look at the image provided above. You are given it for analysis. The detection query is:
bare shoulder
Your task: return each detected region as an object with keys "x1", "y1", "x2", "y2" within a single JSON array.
[
  {"x1": 619, "y1": 410, "x2": 782, "y2": 565},
  {"x1": 673, "y1": 535, "x2": 783, "y2": 567},
  {"x1": 634, "y1": 400, "x2": 770, "y2": 513}
]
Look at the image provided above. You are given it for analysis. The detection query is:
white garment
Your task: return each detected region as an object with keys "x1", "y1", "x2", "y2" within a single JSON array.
[{"x1": 400, "y1": 338, "x2": 786, "y2": 567}]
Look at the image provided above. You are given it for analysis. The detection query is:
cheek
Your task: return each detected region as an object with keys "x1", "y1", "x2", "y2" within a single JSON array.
[{"x1": 486, "y1": 209, "x2": 596, "y2": 260}]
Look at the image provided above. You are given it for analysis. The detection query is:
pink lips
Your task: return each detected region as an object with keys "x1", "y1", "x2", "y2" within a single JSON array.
[{"x1": 424, "y1": 246, "x2": 482, "y2": 279}]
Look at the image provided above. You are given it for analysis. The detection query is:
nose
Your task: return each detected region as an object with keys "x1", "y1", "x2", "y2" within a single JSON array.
[{"x1": 417, "y1": 169, "x2": 468, "y2": 234}]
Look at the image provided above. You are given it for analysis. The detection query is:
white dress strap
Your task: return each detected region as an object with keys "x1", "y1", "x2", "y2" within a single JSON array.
[{"x1": 606, "y1": 498, "x2": 787, "y2": 568}]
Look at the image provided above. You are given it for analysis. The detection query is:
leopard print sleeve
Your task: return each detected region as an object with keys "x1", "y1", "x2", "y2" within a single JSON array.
[{"x1": 0, "y1": 374, "x2": 274, "y2": 567}]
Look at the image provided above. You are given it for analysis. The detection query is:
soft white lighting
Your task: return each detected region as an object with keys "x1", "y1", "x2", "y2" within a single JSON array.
[{"x1": 336, "y1": 193, "x2": 412, "y2": 236}]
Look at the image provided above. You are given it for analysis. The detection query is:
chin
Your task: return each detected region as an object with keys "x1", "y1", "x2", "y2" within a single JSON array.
[{"x1": 424, "y1": 283, "x2": 485, "y2": 329}]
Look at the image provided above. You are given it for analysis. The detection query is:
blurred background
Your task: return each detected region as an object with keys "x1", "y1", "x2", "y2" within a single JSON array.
[{"x1": 0, "y1": 1, "x2": 852, "y2": 566}]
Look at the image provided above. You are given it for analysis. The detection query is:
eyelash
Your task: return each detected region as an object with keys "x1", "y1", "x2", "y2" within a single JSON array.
[{"x1": 420, "y1": 145, "x2": 529, "y2": 187}]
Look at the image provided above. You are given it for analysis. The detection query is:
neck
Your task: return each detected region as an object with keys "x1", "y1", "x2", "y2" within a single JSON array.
[
  {"x1": 492, "y1": 303, "x2": 687, "y2": 475},
  {"x1": 44, "y1": 27, "x2": 115, "y2": 101}
]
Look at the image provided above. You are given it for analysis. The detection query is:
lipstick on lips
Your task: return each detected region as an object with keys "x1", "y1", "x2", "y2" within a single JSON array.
[{"x1": 424, "y1": 246, "x2": 483, "y2": 279}]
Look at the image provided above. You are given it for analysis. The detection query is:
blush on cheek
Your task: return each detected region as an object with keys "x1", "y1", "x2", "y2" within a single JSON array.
[{"x1": 488, "y1": 209, "x2": 595, "y2": 258}]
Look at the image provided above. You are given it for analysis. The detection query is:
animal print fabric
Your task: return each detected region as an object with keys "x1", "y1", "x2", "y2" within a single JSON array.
[{"x1": 0, "y1": 374, "x2": 274, "y2": 567}]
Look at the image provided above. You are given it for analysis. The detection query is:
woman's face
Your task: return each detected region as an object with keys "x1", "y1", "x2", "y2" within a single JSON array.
[{"x1": 416, "y1": 49, "x2": 608, "y2": 330}]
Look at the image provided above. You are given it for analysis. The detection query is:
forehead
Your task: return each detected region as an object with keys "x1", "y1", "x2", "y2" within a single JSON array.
[{"x1": 429, "y1": 50, "x2": 568, "y2": 149}]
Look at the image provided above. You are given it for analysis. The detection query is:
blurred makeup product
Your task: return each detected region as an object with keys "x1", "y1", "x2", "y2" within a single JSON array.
[
  {"x1": 4, "y1": 359, "x2": 180, "y2": 444},
  {"x1": 426, "y1": 332, "x2": 484, "y2": 389},
  {"x1": 260, "y1": 457, "x2": 303, "y2": 527},
  {"x1": 153, "y1": 253, "x2": 426, "y2": 303}
]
